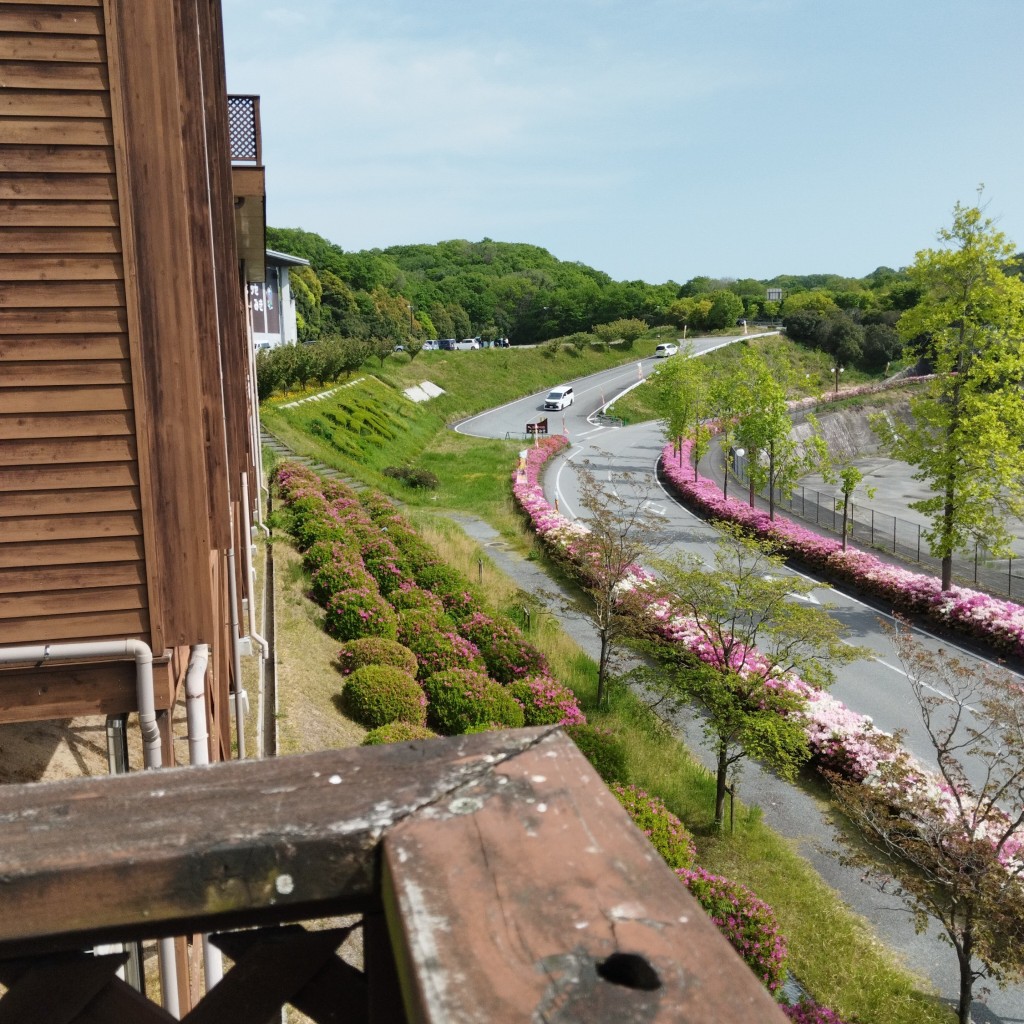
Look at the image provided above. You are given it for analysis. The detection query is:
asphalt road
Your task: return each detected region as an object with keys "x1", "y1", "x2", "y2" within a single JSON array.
[{"x1": 453, "y1": 337, "x2": 1024, "y2": 1022}]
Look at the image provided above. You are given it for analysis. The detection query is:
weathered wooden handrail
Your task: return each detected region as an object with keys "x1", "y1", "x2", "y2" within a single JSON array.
[{"x1": 0, "y1": 728, "x2": 787, "y2": 1021}]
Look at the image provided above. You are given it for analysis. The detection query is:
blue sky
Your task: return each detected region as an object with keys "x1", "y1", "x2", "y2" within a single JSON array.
[{"x1": 222, "y1": 0, "x2": 1024, "y2": 286}]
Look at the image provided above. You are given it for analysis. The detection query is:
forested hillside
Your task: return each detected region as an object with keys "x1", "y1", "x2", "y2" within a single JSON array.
[{"x1": 265, "y1": 225, "x2": 1020, "y2": 370}]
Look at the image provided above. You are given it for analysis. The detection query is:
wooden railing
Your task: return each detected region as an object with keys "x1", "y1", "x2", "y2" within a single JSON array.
[{"x1": 0, "y1": 727, "x2": 787, "y2": 1022}]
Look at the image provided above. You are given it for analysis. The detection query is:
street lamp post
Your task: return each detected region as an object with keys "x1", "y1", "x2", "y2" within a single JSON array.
[{"x1": 830, "y1": 365, "x2": 844, "y2": 394}]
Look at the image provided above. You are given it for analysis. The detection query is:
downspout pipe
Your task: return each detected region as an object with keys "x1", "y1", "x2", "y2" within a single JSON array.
[
  {"x1": 240, "y1": 472, "x2": 269, "y2": 659},
  {"x1": 226, "y1": 542, "x2": 246, "y2": 760},
  {"x1": 183, "y1": 645, "x2": 224, "y2": 990},
  {"x1": 0, "y1": 639, "x2": 180, "y2": 1016}
]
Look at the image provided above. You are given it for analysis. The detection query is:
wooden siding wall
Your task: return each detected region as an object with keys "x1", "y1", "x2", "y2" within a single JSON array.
[
  {"x1": 0, "y1": 0, "x2": 149, "y2": 648},
  {"x1": 0, "y1": 0, "x2": 256, "y2": 744}
]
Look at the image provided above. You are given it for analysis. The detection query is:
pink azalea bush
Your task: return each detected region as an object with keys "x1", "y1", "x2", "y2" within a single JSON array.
[
  {"x1": 341, "y1": 664, "x2": 427, "y2": 729},
  {"x1": 659, "y1": 437, "x2": 1024, "y2": 660},
  {"x1": 782, "y1": 1000, "x2": 857, "y2": 1023},
  {"x1": 324, "y1": 586, "x2": 398, "y2": 643},
  {"x1": 335, "y1": 637, "x2": 419, "y2": 678},
  {"x1": 611, "y1": 783, "x2": 696, "y2": 869},
  {"x1": 508, "y1": 675, "x2": 586, "y2": 727},
  {"x1": 458, "y1": 612, "x2": 551, "y2": 683},
  {"x1": 676, "y1": 867, "x2": 789, "y2": 993},
  {"x1": 422, "y1": 668, "x2": 526, "y2": 735}
]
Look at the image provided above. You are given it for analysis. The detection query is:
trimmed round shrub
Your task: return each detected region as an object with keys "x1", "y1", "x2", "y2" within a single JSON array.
[
  {"x1": 362, "y1": 721, "x2": 439, "y2": 746},
  {"x1": 610, "y1": 784, "x2": 695, "y2": 869},
  {"x1": 508, "y1": 676, "x2": 586, "y2": 727},
  {"x1": 324, "y1": 587, "x2": 398, "y2": 642},
  {"x1": 458, "y1": 612, "x2": 550, "y2": 683},
  {"x1": 675, "y1": 867, "x2": 788, "y2": 993},
  {"x1": 406, "y1": 629, "x2": 485, "y2": 680},
  {"x1": 336, "y1": 637, "x2": 418, "y2": 677},
  {"x1": 564, "y1": 724, "x2": 628, "y2": 784},
  {"x1": 414, "y1": 561, "x2": 468, "y2": 599},
  {"x1": 389, "y1": 584, "x2": 446, "y2": 617},
  {"x1": 398, "y1": 608, "x2": 456, "y2": 649},
  {"x1": 440, "y1": 587, "x2": 484, "y2": 622},
  {"x1": 359, "y1": 535, "x2": 410, "y2": 596},
  {"x1": 310, "y1": 550, "x2": 370, "y2": 605},
  {"x1": 423, "y1": 669, "x2": 526, "y2": 735},
  {"x1": 303, "y1": 539, "x2": 346, "y2": 575},
  {"x1": 342, "y1": 665, "x2": 426, "y2": 729}
]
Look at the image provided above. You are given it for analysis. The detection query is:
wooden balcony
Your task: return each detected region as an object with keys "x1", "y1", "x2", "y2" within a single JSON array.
[{"x1": 0, "y1": 727, "x2": 787, "y2": 1022}]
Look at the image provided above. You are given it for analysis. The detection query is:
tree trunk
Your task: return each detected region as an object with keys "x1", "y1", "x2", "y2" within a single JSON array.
[
  {"x1": 723, "y1": 453, "x2": 730, "y2": 500},
  {"x1": 956, "y1": 925, "x2": 974, "y2": 1024},
  {"x1": 714, "y1": 744, "x2": 729, "y2": 829},
  {"x1": 841, "y1": 494, "x2": 850, "y2": 551},
  {"x1": 597, "y1": 631, "x2": 610, "y2": 708}
]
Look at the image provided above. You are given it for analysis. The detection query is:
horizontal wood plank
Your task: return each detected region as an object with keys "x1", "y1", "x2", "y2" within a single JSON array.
[
  {"x1": 0, "y1": 510, "x2": 141, "y2": 542},
  {"x1": 0, "y1": 118, "x2": 110, "y2": 147},
  {"x1": 0, "y1": 89, "x2": 108, "y2": 117},
  {"x1": 0, "y1": 359, "x2": 129, "y2": 386},
  {"x1": 0, "y1": 410, "x2": 133, "y2": 441},
  {"x1": 0, "y1": 384, "x2": 131, "y2": 414},
  {"x1": 0, "y1": 198, "x2": 117, "y2": 226},
  {"x1": 0, "y1": 459, "x2": 137, "y2": 491},
  {"x1": 0, "y1": 607, "x2": 149, "y2": 646},
  {"x1": 0, "y1": 485, "x2": 138, "y2": 517},
  {"x1": 0, "y1": 583, "x2": 145, "y2": 621},
  {"x1": 0, "y1": 174, "x2": 117, "y2": 201},
  {"x1": 0, "y1": 308, "x2": 127, "y2": 332},
  {"x1": 0, "y1": 435, "x2": 135, "y2": 465},
  {"x1": 0, "y1": 535, "x2": 145, "y2": 568},
  {"x1": 0, "y1": 34, "x2": 104, "y2": 62},
  {"x1": 0, "y1": 225, "x2": 119, "y2": 252},
  {"x1": 0, "y1": 279, "x2": 124, "y2": 307},
  {"x1": 0, "y1": 144, "x2": 114, "y2": 173},
  {"x1": 0, "y1": 253, "x2": 122, "y2": 279},
  {"x1": 0, "y1": 560, "x2": 145, "y2": 595},
  {"x1": 0, "y1": 333, "x2": 127, "y2": 359},
  {"x1": 0, "y1": 7, "x2": 103, "y2": 35},
  {"x1": 0, "y1": 660, "x2": 146, "y2": 725},
  {"x1": 0, "y1": 59, "x2": 106, "y2": 91}
]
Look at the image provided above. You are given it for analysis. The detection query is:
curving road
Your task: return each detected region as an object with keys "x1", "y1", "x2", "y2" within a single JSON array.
[{"x1": 454, "y1": 337, "x2": 1024, "y2": 1022}]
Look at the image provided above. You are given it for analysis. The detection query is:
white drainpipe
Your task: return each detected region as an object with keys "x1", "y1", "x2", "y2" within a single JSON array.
[
  {"x1": 183, "y1": 645, "x2": 224, "y2": 989},
  {"x1": 226, "y1": 541, "x2": 246, "y2": 760},
  {"x1": 240, "y1": 472, "x2": 269, "y2": 659},
  {"x1": 0, "y1": 640, "x2": 180, "y2": 1017}
]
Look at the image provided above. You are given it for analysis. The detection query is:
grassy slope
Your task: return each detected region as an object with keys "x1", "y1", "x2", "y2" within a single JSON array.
[{"x1": 262, "y1": 333, "x2": 954, "y2": 1023}]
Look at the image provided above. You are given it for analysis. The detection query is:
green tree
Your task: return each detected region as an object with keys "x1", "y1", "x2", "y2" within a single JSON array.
[
  {"x1": 705, "y1": 290, "x2": 744, "y2": 330},
  {"x1": 652, "y1": 345, "x2": 713, "y2": 481},
  {"x1": 643, "y1": 528, "x2": 865, "y2": 827},
  {"x1": 734, "y1": 351, "x2": 828, "y2": 520},
  {"x1": 830, "y1": 623, "x2": 1024, "y2": 1024},
  {"x1": 836, "y1": 466, "x2": 876, "y2": 551},
  {"x1": 873, "y1": 197, "x2": 1024, "y2": 590},
  {"x1": 593, "y1": 318, "x2": 648, "y2": 349}
]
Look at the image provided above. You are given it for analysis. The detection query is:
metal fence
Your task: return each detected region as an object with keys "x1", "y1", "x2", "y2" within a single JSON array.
[{"x1": 732, "y1": 457, "x2": 1024, "y2": 600}]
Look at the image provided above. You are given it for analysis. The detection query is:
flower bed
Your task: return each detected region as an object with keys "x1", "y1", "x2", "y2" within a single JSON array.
[{"x1": 510, "y1": 435, "x2": 1024, "y2": 875}]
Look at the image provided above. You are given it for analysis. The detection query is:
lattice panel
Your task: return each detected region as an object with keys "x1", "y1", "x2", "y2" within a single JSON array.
[
  {"x1": 0, "y1": 926, "x2": 368, "y2": 1024},
  {"x1": 227, "y1": 96, "x2": 258, "y2": 161}
]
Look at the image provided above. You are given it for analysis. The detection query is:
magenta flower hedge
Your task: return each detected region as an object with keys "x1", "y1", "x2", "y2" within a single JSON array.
[
  {"x1": 676, "y1": 867, "x2": 789, "y2": 993},
  {"x1": 611, "y1": 783, "x2": 696, "y2": 870},
  {"x1": 782, "y1": 999, "x2": 857, "y2": 1023},
  {"x1": 508, "y1": 675, "x2": 586, "y2": 727},
  {"x1": 659, "y1": 437, "x2": 1024, "y2": 660}
]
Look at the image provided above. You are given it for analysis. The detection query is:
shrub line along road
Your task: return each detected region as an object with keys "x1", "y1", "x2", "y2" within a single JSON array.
[{"x1": 454, "y1": 335, "x2": 1024, "y2": 1022}]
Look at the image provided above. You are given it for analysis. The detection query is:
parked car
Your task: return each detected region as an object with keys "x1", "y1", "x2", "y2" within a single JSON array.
[
  {"x1": 422, "y1": 340, "x2": 439, "y2": 351},
  {"x1": 438, "y1": 338, "x2": 457, "y2": 350},
  {"x1": 452, "y1": 337, "x2": 480, "y2": 350},
  {"x1": 543, "y1": 385, "x2": 574, "y2": 411},
  {"x1": 654, "y1": 342, "x2": 679, "y2": 358}
]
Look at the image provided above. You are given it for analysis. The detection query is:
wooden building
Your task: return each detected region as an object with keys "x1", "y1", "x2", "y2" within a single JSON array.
[{"x1": 0, "y1": 0, "x2": 266, "y2": 764}]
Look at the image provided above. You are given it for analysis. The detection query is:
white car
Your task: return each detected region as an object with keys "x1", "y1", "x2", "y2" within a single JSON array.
[
  {"x1": 655, "y1": 342, "x2": 679, "y2": 358},
  {"x1": 543, "y1": 385, "x2": 574, "y2": 411}
]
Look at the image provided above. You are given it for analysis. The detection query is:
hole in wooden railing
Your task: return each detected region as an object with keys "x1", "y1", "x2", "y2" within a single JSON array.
[{"x1": 596, "y1": 952, "x2": 661, "y2": 991}]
